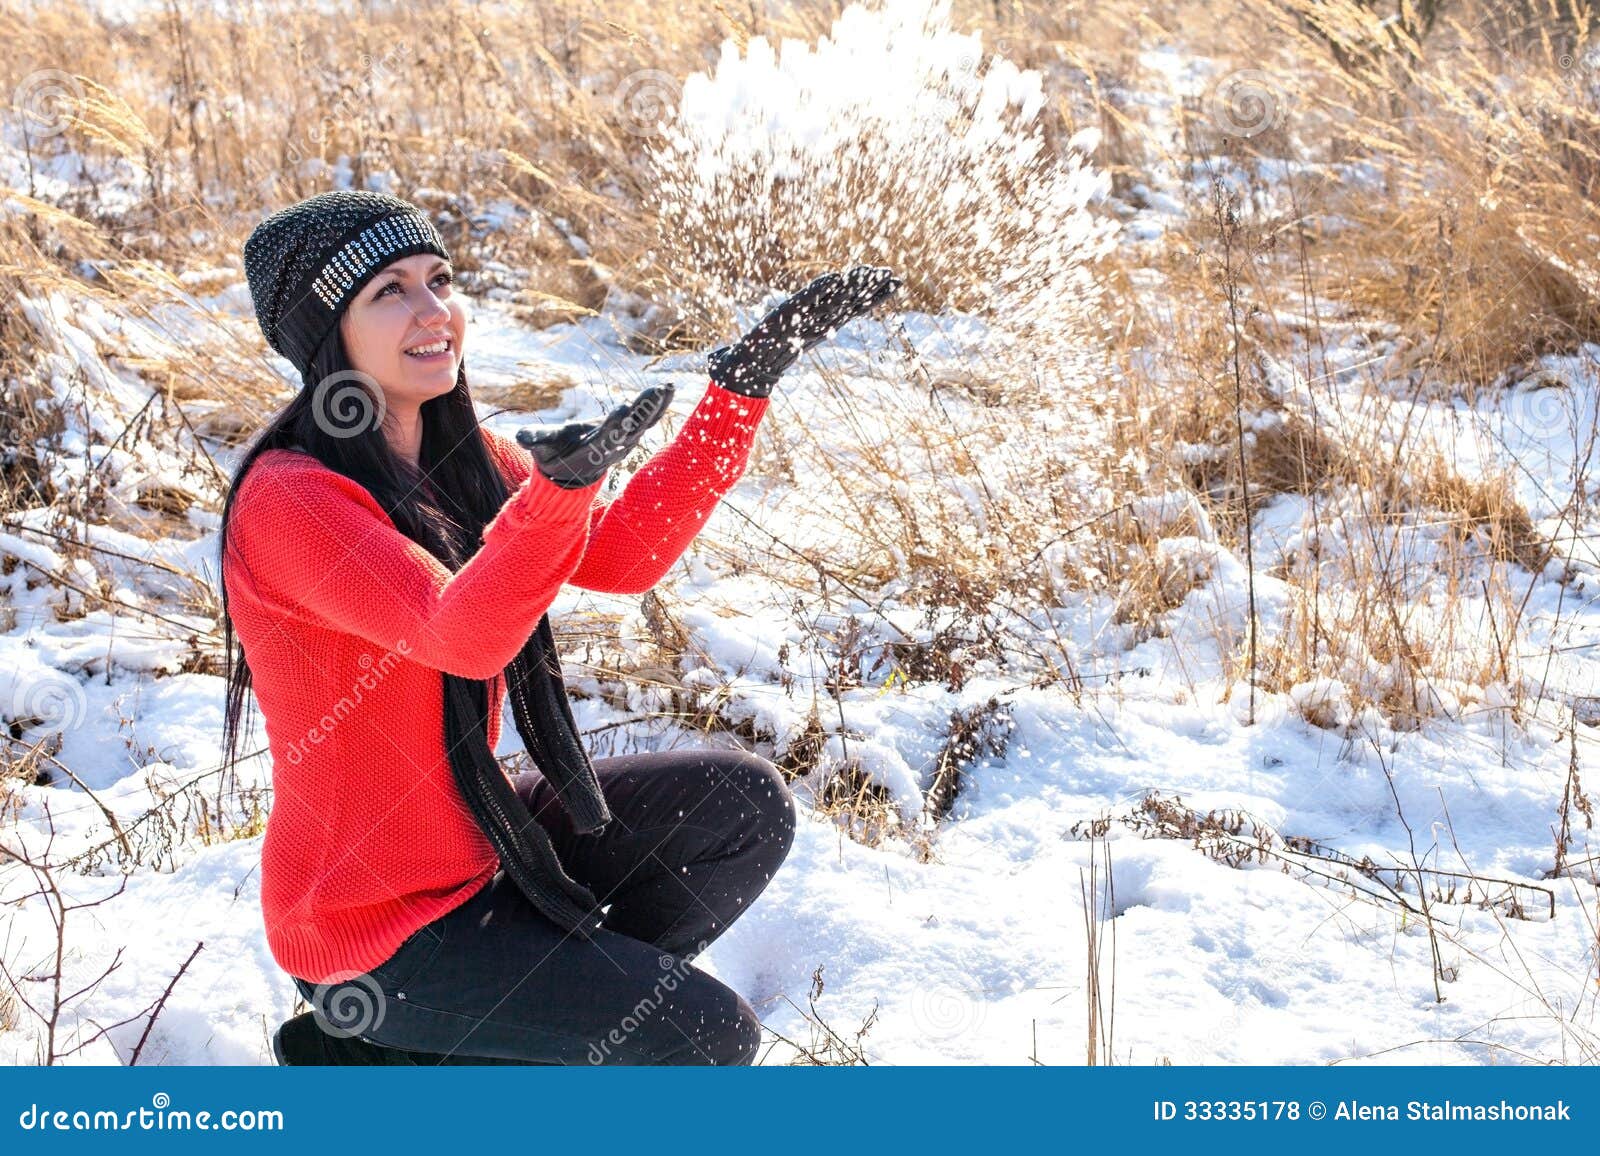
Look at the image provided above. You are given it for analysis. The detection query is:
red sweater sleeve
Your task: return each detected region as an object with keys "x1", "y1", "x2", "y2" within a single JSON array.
[
  {"x1": 484, "y1": 380, "x2": 769, "y2": 595},
  {"x1": 227, "y1": 452, "x2": 603, "y2": 680}
]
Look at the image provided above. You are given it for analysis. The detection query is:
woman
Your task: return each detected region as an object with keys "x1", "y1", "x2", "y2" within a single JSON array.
[{"x1": 219, "y1": 189, "x2": 899, "y2": 1065}]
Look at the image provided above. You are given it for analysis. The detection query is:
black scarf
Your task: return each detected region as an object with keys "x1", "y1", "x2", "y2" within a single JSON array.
[{"x1": 440, "y1": 612, "x2": 611, "y2": 939}]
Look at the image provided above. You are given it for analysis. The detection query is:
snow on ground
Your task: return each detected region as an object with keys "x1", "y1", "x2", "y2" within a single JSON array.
[{"x1": 2, "y1": 284, "x2": 1594, "y2": 1065}]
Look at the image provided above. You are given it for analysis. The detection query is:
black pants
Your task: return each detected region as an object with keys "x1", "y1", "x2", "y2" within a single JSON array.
[{"x1": 295, "y1": 747, "x2": 797, "y2": 1065}]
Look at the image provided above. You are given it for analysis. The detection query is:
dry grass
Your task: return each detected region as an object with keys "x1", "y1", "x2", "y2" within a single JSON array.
[
  {"x1": 1066, "y1": 0, "x2": 1596, "y2": 731},
  {"x1": 1236, "y1": 0, "x2": 1600, "y2": 383}
]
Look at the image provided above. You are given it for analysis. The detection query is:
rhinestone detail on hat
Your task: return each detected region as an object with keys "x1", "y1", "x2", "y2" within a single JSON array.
[{"x1": 310, "y1": 214, "x2": 437, "y2": 310}]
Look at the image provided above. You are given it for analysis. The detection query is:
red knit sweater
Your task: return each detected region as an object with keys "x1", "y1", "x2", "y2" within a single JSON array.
[{"x1": 223, "y1": 381, "x2": 769, "y2": 984}]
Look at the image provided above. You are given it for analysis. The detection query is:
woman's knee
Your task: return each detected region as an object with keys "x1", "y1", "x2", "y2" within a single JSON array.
[
  {"x1": 724, "y1": 993, "x2": 763, "y2": 1065},
  {"x1": 719, "y1": 752, "x2": 797, "y2": 851},
  {"x1": 589, "y1": 967, "x2": 762, "y2": 1066},
  {"x1": 660, "y1": 986, "x2": 761, "y2": 1066}
]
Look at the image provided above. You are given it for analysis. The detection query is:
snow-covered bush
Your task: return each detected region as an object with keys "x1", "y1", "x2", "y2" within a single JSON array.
[{"x1": 644, "y1": 0, "x2": 1118, "y2": 380}]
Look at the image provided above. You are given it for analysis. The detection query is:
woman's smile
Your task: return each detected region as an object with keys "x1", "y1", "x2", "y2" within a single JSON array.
[{"x1": 402, "y1": 333, "x2": 455, "y2": 365}]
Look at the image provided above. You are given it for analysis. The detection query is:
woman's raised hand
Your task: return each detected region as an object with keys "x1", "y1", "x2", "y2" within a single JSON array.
[
  {"x1": 708, "y1": 265, "x2": 902, "y2": 399},
  {"x1": 515, "y1": 383, "x2": 675, "y2": 490}
]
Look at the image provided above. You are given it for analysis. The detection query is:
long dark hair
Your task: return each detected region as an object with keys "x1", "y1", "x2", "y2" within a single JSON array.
[{"x1": 217, "y1": 323, "x2": 510, "y2": 778}]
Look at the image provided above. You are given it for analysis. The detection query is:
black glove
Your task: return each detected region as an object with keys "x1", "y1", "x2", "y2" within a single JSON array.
[
  {"x1": 708, "y1": 265, "x2": 902, "y2": 398},
  {"x1": 515, "y1": 384, "x2": 675, "y2": 490}
]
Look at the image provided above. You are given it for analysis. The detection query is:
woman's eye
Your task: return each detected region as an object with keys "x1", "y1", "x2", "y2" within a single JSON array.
[{"x1": 376, "y1": 272, "x2": 451, "y2": 299}]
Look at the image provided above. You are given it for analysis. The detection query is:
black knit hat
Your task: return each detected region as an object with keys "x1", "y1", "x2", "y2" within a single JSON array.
[{"x1": 242, "y1": 190, "x2": 451, "y2": 380}]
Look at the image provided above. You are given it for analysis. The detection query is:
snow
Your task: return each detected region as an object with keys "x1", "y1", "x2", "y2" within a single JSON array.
[
  {"x1": 648, "y1": 0, "x2": 1116, "y2": 389},
  {"x1": 4, "y1": 267, "x2": 1593, "y2": 1062}
]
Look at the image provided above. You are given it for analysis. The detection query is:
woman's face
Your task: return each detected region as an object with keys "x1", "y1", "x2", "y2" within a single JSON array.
[{"x1": 339, "y1": 252, "x2": 466, "y2": 407}]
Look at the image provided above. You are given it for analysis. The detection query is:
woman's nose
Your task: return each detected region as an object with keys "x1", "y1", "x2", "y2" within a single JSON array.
[{"x1": 409, "y1": 286, "x2": 451, "y2": 325}]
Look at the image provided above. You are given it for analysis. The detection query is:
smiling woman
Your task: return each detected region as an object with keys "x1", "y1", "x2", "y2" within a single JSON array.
[
  {"x1": 220, "y1": 189, "x2": 799, "y2": 1067},
  {"x1": 220, "y1": 189, "x2": 893, "y2": 1066}
]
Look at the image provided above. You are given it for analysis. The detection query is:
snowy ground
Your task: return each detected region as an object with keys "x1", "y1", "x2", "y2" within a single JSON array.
[{"x1": 2, "y1": 284, "x2": 1596, "y2": 1066}]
